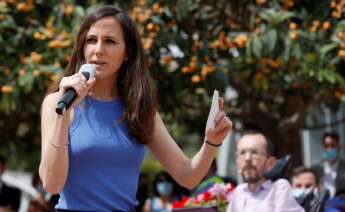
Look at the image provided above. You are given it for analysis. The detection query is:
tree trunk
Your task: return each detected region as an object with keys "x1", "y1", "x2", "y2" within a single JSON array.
[{"x1": 274, "y1": 128, "x2": 303, "y2": 167}]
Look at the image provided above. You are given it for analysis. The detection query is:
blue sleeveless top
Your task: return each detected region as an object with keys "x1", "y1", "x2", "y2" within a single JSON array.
[{"x1": 56, "y1": 97, "x2": 146, "y2": 211}]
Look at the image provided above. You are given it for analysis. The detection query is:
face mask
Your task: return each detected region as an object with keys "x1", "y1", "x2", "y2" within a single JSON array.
[
  {"x1": 323, "y1": 148, "x2": 337, "y2": 161},
  {"x1": 292, "y1": 188, "x2": 313, "y2": 198},
  {"x1": 156, "y1": 181, "x2": 173, "y2": 196}
]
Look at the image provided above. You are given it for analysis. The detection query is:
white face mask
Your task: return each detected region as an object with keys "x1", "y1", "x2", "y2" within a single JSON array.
[{"x1": 292, "y1": 187, "x2": 313, "y2": 198}]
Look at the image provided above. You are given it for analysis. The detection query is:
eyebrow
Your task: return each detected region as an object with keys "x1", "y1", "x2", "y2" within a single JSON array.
[{"x1": 86, "y1": 34, "x2": 118, "y2": 40}]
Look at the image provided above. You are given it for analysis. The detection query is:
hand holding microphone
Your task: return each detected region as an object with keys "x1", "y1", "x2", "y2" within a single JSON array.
[{"x1": 56, "y1": 64, "x2": 96, "y2": 115}]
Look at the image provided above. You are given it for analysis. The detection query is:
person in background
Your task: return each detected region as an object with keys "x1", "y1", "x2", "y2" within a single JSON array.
[
  {"x1": 290, "y1": 166, "x2": 319, "y2": 211},
  {"x1": 227, "y1": 130, "x2": 304, "y2": 212},
  {"x1": 143, "y1": 171, "x2": 176, "y2": 212},
  {"x1": 136, "y1": 173, "x2": 150, "y2": 212},
  {"x1": 291, "y1": 166, "x2": 319, "y2": 198},
  {"x1": 27, "y1": 200, "x2": 50, "y2": 212},
  {"x1": 0, "y1": 155, "x2": 21, "y2": 212},
  {"x1": 312, "y1": 132, "x2": 345, "y2": 197},
  {"x1": 39, "y1": 5, "x2": 232, "y2": 211}
]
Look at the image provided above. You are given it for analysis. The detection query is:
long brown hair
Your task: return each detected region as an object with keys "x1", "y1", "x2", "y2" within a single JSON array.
[{"x1": 48, "y1": 6, "x2": 157, "y2": 144}]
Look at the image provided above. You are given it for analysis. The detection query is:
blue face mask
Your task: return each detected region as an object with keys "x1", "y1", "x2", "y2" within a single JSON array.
[
  {"x1": 292, "y1": 188, "x2": 313, "y2": 199},
  {"x1": 323, "y1": 148, "x2": 338, "y2": 161},
  {"x1": 156, "y1": 181, "x2": 173, "y2": 196}
]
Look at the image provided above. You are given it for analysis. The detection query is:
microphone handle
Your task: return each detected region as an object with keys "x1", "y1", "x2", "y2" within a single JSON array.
[
  {"x1": 55, "y1": 88, "x2": 78, "y2": 115},
  {"x1": 55, "y1": 72, "x2": 91, "y2": 115}
]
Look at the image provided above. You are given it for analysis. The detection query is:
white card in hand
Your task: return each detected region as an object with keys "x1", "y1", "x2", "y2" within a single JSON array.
[{"x1": 206, "y1": 90, "x2": 219, "y2": 130}]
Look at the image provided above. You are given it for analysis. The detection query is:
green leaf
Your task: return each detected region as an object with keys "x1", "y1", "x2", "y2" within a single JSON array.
[
  {"x1": 151, "y1": 16, "x2": 164, "y2": 25},
  {"x1": 283, "y1": 37, "x2": 291, "y2": 62},
  {"x1": 0, "y1": 15, "x2": 17, "y2": 29},
  {"x1": 252, "y1": 36, "x2": 262, "y2": 59},
  {"x1": 291, "y1": 44, "x2": 302, "y2": 59},
  {"x1": 75, "y1": 6, "x2": 85, "y2": 18},
  {"x1": 259, "y1": 9, "x2": 295, "y2": 26},
  {"x1": 18, "y1": 74, "x2": 34, "y2": 93},
  {"x1": 245, "y1": 36, "x2": 252, "y2": 58},
  {"x1": 0, "y1": 3, "x2": 9, "y2": 13},
  {"x1": 304, "y1": 53, "x2": 317, "y2": 63},
  {"x1": 259, "y1": 9, "x2": 272, "y2": 21},
  {"x1": 275, "y1": 11, "x2": 294, "y2": 25},
  {"x1": 163, "y1": 7, "x2": 173, "y2": 18},
  {"x1": 320, "y1": 43, "x2": 338, "y2": 55},
  {"x1": 266, "y1": 29, "x2": 277, "y2": 52},
  {"x1": 323, "y1": 70, "x2": 337, "y2": 84},
  {"x1": 38, "y1": 65, "x2": 63, "y2": 74},
  {"x1": 176, "y1": 0, "x2": 190, "y2": 21},
  {"x1": 0, "y1": 94, "x2": 16, "y2": 114}
]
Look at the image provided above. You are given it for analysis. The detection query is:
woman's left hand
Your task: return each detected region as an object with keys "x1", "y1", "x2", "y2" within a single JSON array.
[{"x1": 205, "y1": 97, "x2": 232, "y2": 146}]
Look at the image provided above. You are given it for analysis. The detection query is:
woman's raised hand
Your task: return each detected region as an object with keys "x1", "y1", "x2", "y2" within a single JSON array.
[{"x1": 205, "y1": 97, "x2": 232, "y2": 146}]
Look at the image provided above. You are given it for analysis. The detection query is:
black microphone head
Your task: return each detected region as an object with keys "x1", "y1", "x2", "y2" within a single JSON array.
[{"x1": 79, "y1": 64, "x2": 96, "y2": 80}]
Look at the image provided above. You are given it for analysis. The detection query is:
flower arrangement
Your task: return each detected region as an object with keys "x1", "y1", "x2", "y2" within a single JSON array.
[{"x1": 172, "y1": 182, "x2": 235, "y2": 212}]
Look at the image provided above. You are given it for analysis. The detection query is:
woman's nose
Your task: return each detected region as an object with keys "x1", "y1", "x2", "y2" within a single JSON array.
[{"x1": 94, "y1": 40, "x2": 104, "y2": 55}]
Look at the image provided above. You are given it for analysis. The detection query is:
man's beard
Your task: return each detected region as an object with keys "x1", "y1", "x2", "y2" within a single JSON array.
[{"x1": 241, "y1": 164, "x2": 262, "y2": 183}]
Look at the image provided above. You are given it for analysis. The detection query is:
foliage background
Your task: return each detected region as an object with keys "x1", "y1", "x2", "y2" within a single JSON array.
[{"x1": 0, "y1": 0, "x2": 345, "y2": 171}]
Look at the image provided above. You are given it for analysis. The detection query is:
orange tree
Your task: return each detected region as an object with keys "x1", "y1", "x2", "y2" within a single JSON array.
[
  {"x1": 1, "y1": 0, "x2": 345, "y2": 169},
  {"x1": 132, "y1": 0, "x2": 345, "y2": 165},
  {"x1": 0, "y1": 0, "x2": 91, "y2": 168}
]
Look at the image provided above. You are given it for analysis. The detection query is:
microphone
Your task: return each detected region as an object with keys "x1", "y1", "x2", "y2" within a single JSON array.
[
  {"x1": 313, "y1": 189, "x2": 330, "y2": 211},
  {"x1": 55, "y1": 64, "x2": 96, "y2": 115}
]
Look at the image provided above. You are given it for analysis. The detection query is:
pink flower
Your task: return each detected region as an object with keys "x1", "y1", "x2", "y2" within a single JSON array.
[{"x1": 209, "y1": 183, "x2": 233, "y2": 199}]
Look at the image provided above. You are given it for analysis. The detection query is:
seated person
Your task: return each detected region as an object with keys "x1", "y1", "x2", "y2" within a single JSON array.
[
  {"x1": 136, "y1": 173, "x2": 150, "y2": 212},
  {"x1": 290, "y1": 166, "x2": 319, "y2": 211},
  {"x1": 227, "y1": 130, "x2": 304, "y2": 212},
  {"x1": 143, "y1": 171, "x2": 176, "y2": 212},
  {"x1": 28, "y1": 200, "x2": 49, "y2": 212},
  {"x1": 0, "y1": 155, "x2": 21, "y2": 212}
]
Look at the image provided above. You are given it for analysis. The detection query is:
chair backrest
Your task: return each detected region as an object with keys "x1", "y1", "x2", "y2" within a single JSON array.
[
  {"x1": 264, "y1": 155, "x2": 291, "y2": 181},
  {"x1": 308, "y1": 189, "x2": 330, "y2": 212}
]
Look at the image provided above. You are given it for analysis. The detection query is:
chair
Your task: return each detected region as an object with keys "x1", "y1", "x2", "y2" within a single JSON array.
[
  {"x1": 264, "y1": 155, "x2": 292, "y2": 181},
  {"x1": 308, "y1": 189, "x2": 330, "y2": 212}
]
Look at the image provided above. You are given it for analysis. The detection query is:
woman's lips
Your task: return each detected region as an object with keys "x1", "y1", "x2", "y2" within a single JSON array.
[
  {"x1": 95, "y1": 63, "x2": 105, "y2": 68},
  {"x1": 91, "y1": 61, "x2": 106, "y2": 69}
]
